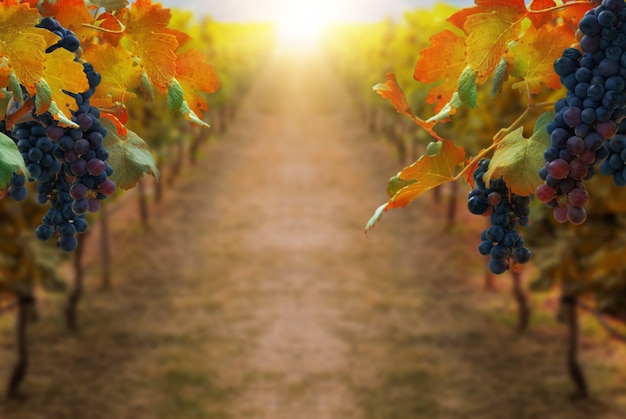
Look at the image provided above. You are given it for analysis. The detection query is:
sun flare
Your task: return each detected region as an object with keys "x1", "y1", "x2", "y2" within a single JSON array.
[{"x1": 274, "y1": 4, "x2": 330, "y2": 48}]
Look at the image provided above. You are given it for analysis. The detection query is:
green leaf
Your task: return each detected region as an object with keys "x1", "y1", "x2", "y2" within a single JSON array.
[
  {"x1": 364, "y1": 202, "x2": 387, "y2": 235},
  {"x1": 34, "y1": 79, "x2": 52, "y2": 115},
  {"x1": 102, "y1": 118, "x2": 160, "y2": 189},
  {"x1": 179, "y1": 100, "x2": 210, "y2": 128},
  {"x1": 387, "y1": 175, "x2": 417, "y2": 198},
  {"x1": 0, "y1": 132, "x2": 28, "y2": 184},
  {"x1": 426, "y1": 92, "x2": 463, "y2": 123},
  {"x1": 491, "y1": 57, "x2": 509, "y2": 97},
  {"x1": 8, "y1": 71, "x2": 23, "y2": 104},
  {"x1": 167, "y1": 78, "x2": 184, "y2": 113},
  {"x1": 485, "y1": 111, "x2": 553, "y2": 196},
  {"x1": 457, "y1": 66, "x2": 478, "y2": 108}
]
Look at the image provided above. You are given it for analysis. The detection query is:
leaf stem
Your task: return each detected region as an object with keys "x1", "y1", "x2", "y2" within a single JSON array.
[{"x1": 526, "y1": 1, "x2": 593, "y2": 14}]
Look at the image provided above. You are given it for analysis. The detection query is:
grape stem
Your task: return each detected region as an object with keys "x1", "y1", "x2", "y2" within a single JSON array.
[
  {"x1": 453, "y1": 100, "x2": 556, "y2": 182},
  {"x1": 526, "y1": 1, "x2": 593, "y2": 14}
]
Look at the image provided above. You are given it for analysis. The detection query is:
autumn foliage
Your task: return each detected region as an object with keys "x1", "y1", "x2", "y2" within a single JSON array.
[{"x1": 367, "y1": 0, "x2": 595, "y2": 230}]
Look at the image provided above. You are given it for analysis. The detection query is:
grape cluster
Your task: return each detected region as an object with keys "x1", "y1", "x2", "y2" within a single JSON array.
[
  {"x1": 537, "y1": 0, "x2": 626, "y2": 223},
  {"x1": 468, "y1": 159, "x2": 532, "y2": 275},
  {"x1": 36, "y1": 16, "x2": 80, "y2": 53},
  {"x1": 13, "y1": 121, "x2": 63, "y2": 187},
  {"x1": 3, "y1": 17, "x2": 115, "y2": 251},
  {"x1": 599, "y1": 119, "x2": 626, "y2": 184}
]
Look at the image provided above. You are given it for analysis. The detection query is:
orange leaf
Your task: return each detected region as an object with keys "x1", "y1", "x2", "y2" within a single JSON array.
[
  {"x1": 447, "y1": 6, "x2": 481, "y2": 32},
  {"x1": 375, "y1": 73, "x2": 419, "y2": 123},
  {"x1": 413, "y1": 30, "x2": 467, "y2": 112},
  {"x1": 508, "y1": 24, "x2": 575, "y2": 94},
  {"x1": 176, "y1": 49, "x2": 220, "y2": 118},
  {"x1": 126, "y1": 0, "x2": 178, "y2": 93},
  {"x1": 101, "y1": 111, "x2": 128, "y2": 136},
  {"x1": 38, "y1": 0, "x2": 95, "y2": 42},
  {"x1": 465, "y1": 1, "x2": 527, "y2": 74},
  {"x1": 166, "y1": 28, "x2": 192, "y2": 51},
  {"x1": 82, "y1": 43, "x2": 142, "y2": 106},
  {"x1": 527, "y1": 0, "x2": 557, "y2": 28},
  {"x1": 96, "y1": 11, "x2": 126, "y2": 46},
  {"x1": 0, "y1": 1, "x2": 58, "y2": 92},
  {"x1": 386, "y1": 140, "x2": 466, "y2": 210}
]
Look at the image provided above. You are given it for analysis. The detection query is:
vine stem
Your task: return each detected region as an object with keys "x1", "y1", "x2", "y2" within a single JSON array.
[
  {"x1": 453, "y1": 100, "x2": 556, "y2": 182},
  {"x1": 6, "y1": 294, "x2": 35, "y2": 399},
  {"x1": 526, "y1": 1, "x2": 593, "y2": 14},
  {"x1": 564, "y1": 295, "x2": 589, "y2": 399}
]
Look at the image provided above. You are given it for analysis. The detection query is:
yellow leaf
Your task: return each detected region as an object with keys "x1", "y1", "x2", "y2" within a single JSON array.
[
  {"x1": 0, "y1": 1, "x2": 58, "y2": 92},
  {"x1": 126, "y1": 0, "x2": 178, "y2": 93},
  {"x1": 82, "y1": 43, "x2": 141, "y2": 106},
  {"x1": 38, "y1": 48, "x2": 88, "y2": 119},
  {"x1": 465, "y1": 3, "x2": 526, "y2": 74},
  {"x1": 484, "y1": 112, "x2": 552, "y2": 196},
  {"x1": 509, "y1": 24, "x2": 575, "y2": 94}
]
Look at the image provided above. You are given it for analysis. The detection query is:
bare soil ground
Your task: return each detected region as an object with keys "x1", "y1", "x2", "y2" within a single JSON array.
[{"x1": 1, "y1": 48, "x2": 625, "y2": 419}]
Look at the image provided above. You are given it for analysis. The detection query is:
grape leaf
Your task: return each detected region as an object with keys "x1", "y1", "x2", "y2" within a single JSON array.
[
  {"x1": 527, "y1": 0, "x2": 556, "y2": 28},
  {"x1": 126, "y1": 0, "x2": 178, "y2": 93},
  {"x1": 82, "y1": 43, "x2": 141, "y2": 106},
  {"x1": 0, "y1": 61, "x2": 10, "y2": 95},
  {"x1": 508, "y1": 24, "x2": 574, "y2": 94},
  {"x1": 167, "y1": 79, "x2": 209, "y2": 127},
  {"x1": 95, "y1": 11, "x2": 126, "y2": 46},
  {"x1": 374, "y1": 73, "x2": 421, "y2": 125},
  {"x1": 426, "y1": 92, "x2": 463, "y2": 123},
  {"x1": 366, "y1": 140, "x2": 466, "y2": 233},
  {"x1": 0, "y1": 1, "x2": 58, "y2": 92},
  {"x1": 175, "y1": 48, "x2": 220, "y2": 120},
  {"x1": 484, "y1": 112, "x2": 553, "y2": 196},
  {"x1": 35, "y1": 47, "x2": 88, "y2": 120},
  {"x1": 447, "y1": 6, "x2": 481, "y2": 31},
  {"x1": 414, "y1": 30, "x2": 467, "y2": 112},
  {"x1": 102, "y1": 118, "x2": 159, "y2": 189},
  {"x1": 388, "y1": 140, "x2": 466, "y2": 209},
  {"x1": 464, "y1": 2, "x2": 527, "y2": 74},
  {"x1": 0, "y1": 132, "x2": 28, "y2": 185}
]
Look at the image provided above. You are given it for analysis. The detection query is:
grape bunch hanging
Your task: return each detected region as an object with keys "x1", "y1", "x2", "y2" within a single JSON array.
[
  {"x1": 4, "y1": 17, "x2": 115, "y2": 252},
  {"x1": 536, "y1": 0, "x2": 626, "y2": 224}
]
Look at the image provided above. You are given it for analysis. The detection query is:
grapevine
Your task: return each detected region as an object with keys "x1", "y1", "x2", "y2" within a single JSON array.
[
  {"x1": 0, "y1": 0, "x2": 225, "y2": 398},
  {"x1": 324, "y1": 0, "x2": 626, "y2": 397}
]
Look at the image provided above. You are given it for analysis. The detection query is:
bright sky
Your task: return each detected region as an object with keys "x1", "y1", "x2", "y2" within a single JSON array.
[
  {"x1": 157, "y1": 0, "x2": 469, "y2": 22},
  {"x1": 157, "y1": 0, "x2": 472, "y2": 47}
]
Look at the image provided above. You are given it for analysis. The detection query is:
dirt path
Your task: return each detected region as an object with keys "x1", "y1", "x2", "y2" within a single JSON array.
[{"x1": 1, "y1": 47, "x2": 626, "y2": 419}]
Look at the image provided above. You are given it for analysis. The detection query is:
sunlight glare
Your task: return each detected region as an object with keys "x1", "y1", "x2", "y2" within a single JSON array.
[{"x1": 274, "y1": 4, "x2": 330, "y2": 48}]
